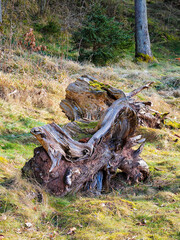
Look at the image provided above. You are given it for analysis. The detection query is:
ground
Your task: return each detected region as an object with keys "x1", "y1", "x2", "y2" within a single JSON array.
[{"x1": 0, "y1": 50, "x2": 180, "y2": 239}]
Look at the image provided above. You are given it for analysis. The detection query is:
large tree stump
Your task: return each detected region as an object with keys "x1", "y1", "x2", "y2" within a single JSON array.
[{"x1": 22, "y1": 75, "x2": 159, "y2": 196}]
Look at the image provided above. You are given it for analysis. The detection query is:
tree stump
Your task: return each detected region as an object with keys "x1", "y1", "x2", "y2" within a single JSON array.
[{"x1": 22, "y1": 75, "x2": 162, "y2": 196}]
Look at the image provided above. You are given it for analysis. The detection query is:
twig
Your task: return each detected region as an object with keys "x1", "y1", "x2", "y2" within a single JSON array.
[
  {"x1": 8, "y1": 89, "x2": 18, "y2": 96},
  {"x1": 126, "y1": 82, "x2": 154, "y2": 98}
]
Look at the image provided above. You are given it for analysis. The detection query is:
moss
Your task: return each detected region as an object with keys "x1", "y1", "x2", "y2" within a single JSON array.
[
  {"x1": 164, "y1": 33, "x2": 179, "y2": 41},
  {"x1": 0, "y1": 157, "x2": 8, "y2": 164},
  {"x1": 137, "y1": 126, "x2": 167, "y2": 143},
  {"x1": 89, "y1": 80, "x2": 110, "y2": 92},
  {"x1": 73, "y1": 121, "x2": 98, "y2": 140},
  {"x1": 136, "y1": 53, "x2": 157, "y2": 63},
  {"x1": 164, "y1": 119, "x2": 180, "y2": 129},
  {"x1": 75, "y1": 121, "x2": 98, "y2": 130}
]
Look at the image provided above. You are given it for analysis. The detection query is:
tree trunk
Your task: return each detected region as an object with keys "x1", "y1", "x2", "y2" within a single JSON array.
[
  {"x1": 22, "y1": 75, "x2": 167, "y2": 196},
  {"x1": 38, "y1": 0, "x2": 47, "y2": 15},
  {"x1": 135, "y1": 0, "x2": 152, "y2": 58},
  {"x1": 0, "y1": 0, "x2": 2, "y2": 25}
]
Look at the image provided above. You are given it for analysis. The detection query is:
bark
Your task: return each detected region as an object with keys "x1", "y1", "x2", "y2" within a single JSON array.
[
  {"x1": 0, "y1": 0, "x2": 2, "y2": 24},
  {"x1": 22, "y1": 75, "x2": 165, "y2": 196},
  {"x1": 135, "y1": 0, "x2": 152, "y2": 57},
  {"x1": 38, "y1": 0, "x2": 47, "y2": 15}
]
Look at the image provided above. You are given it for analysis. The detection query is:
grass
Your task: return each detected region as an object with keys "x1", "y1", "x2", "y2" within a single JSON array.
[
  {"x1": 0, "y1": 49, "x2": 180, "y2": 239},
  {"x1": 1, "y1": 1, "x2": 180, "y2": 238}
]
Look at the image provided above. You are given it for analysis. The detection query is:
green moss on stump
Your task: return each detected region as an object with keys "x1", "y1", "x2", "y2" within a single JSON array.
[
  {"x1": 136, "y1": 53, "x2": 157, "y2": 63},
  {"x1": 89, "y1": 80, "x2": 110, "y2": 92},
  {"x1": 75, "y1": 121, "x2": 98, "y2": 130}
]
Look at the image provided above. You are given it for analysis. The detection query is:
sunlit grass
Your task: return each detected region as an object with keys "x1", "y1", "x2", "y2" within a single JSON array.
[{"x1": 0, "y1": 50, "x2": 180, "y2": 239}]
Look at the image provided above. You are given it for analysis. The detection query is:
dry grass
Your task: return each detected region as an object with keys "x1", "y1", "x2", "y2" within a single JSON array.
[{"x1": 0, "y1": 50, "x2": 180, "y2": 239}]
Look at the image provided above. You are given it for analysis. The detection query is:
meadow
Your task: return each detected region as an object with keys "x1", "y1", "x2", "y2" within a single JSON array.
[{"x1": 0, "y1": 48, "x2": 180, "y2": 239}]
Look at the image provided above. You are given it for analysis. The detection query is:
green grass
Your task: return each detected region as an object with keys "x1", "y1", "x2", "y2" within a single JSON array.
[
  {"x1": 0, "y1": 121, "x2": 179, "y2": 240},
  {"x1": 0, "y1": 46, "x2": 180, "y2": 239},
  {"x1": 0, "y1": 0, "x2": 180, "y2": 238}
]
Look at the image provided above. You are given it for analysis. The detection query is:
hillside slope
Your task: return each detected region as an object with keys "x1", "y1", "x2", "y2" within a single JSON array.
[
  {"x1": 0, "y1": 51, "x2": 180, "y2": 239},
  {"x1": 1, "y1": 0, "x2": 180, "y2": 61}
]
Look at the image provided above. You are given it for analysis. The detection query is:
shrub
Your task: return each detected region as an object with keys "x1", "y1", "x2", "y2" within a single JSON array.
[
  {"x1": 18, "y1": 28, "x2": 47, "y2": 52},
  {"x1": 34, "y1": 20, "x2": 61, "y2": 35},
  {"x1": 72, "y1": 7, "x2": 132, "y2": 65}
]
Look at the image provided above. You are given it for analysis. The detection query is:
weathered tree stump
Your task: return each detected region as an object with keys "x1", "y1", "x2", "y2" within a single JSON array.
[{"x1": 22, "y1": 75, "x2": 163, "y2": 196}]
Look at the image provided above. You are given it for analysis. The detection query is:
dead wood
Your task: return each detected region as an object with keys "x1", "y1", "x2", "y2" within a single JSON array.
[
  {"x1": 22, "y1": 75, "x2": 157, "y2": 196},
  {"x1": 60, "y1": 75, "x2": 167, "y2": 128}
]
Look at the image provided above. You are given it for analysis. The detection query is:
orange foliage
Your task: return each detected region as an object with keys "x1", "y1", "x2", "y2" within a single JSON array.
[{"x1": 18, "y1": 28, "x2": 47, "y2": 52}]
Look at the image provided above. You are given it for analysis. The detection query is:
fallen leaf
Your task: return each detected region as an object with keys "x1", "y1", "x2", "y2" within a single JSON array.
[
  {"x1": 100, "y1": 203, "x2": 106, "y2": 207},
  {"x1": 136, "y1": 219, "x2": 146, "y2": 226},
  {"x1": 67, "y1": 227, "x2": 76, "y2": 235},
  {"x1": 16, "y1": 229, "x2": 22, "y2": 234},
  {"x1": 79, "y1": 137, "x2": 90, "y2": 143},
  {"x1": 33, "y1": 206, "x2": 37, "y2": 211},
  {"x1": 116, "y1": 210, "x2": 121, "y2": 218},
  {"x1": 25, "y1": 222, "x2": 33, "y2": 228},
  {"x1": 49, "y1": 233, "x2": 54, "y2": 239},
  {"x1": 53, "y1": 231, "x2": 59, "y2": 235},
  {"x1": 136, "y1": 222, "x2": 145, "y2": 226},
  {"x1": 154, "y1": 167, "x2": 162, "y2": 171},
  {"x1": 0, "y1": 215, "x2": 7, "y2": 221},
  {"x1": 77, "y1": 223, "x2": 83, "y2": 228}
]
